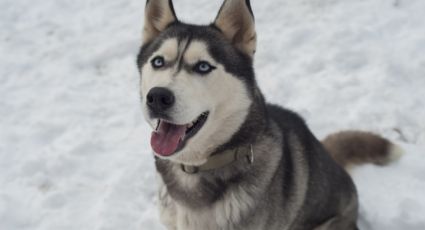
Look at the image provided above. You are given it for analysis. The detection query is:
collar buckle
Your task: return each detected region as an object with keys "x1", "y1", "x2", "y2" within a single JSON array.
[
  {"x1": 181, "y1": 164, "x2": 199, "y2": 174},
  {"x1": 248, "y1": 144, "x2": 254, "y2": 164}
]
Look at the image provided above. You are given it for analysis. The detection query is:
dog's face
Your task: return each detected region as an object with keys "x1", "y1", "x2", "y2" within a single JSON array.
[{"x1": 138, "y1": 0, "x2": 257, "y2": 165}]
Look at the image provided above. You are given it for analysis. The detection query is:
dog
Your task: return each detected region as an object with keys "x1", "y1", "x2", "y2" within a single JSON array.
[{"x1": 137, "y1": 0, "x2": 402, "y2": 229}]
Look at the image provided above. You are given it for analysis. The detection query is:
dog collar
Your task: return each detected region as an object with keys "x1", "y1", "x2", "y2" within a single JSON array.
[{"x1": 180, "y1": 144, "x2": 254, "y2": 174}]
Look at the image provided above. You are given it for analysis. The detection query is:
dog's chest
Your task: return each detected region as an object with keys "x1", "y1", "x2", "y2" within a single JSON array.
[{"x1": 157, "y1": 179, "x2": 258, "y2": 230}]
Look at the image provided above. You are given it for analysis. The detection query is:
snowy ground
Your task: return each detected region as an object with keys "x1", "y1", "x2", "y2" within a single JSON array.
[{"x1": 0, "y1": 0, "x2": 424, "y2": 229}]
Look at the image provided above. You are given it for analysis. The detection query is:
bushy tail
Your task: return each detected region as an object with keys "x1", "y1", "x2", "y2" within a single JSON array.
[{"x1": 321, "y1": 131, "x2": 403, "y2": 170}]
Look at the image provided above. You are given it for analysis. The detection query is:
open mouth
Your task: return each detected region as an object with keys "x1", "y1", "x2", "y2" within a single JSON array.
[{"x1": 150, "y1": 112, "x2": 209, "y2": 157}]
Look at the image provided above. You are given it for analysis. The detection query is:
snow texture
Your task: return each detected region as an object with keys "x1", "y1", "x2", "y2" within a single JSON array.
[{"x1": 0, "y1": 0, "x2": 424, "y2": 229}]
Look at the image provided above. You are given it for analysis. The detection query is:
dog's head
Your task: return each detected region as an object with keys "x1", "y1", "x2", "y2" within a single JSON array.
[{"x1": 138, "y1": 0, "x2": 257, "y2": 165}]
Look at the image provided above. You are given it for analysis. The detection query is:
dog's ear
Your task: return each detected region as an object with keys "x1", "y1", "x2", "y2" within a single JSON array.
[
  {"x1": 214, "y1": 0, "x2": 256, "y2": 57},
  {"x1": 143, "y1": 0, "x2": 177, "y2": 44}
]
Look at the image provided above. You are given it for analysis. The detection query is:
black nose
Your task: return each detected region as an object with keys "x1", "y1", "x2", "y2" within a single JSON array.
[{"x1": 146, "y1": 87, "x2": 175, "y2": 112}]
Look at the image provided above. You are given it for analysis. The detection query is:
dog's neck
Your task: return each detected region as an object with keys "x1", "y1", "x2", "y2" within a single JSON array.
[{"x1": 180, "y1": 144, "x2": 254, "y2": 174}]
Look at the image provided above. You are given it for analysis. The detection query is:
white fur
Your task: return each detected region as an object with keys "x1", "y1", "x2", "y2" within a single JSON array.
[
  {"x1": 140, "y1": 39, "x2": 252, "y2": 166},
  {"x1": 157, "y1": 165, "x2": 258, "y2": 230},
  {"x1": 388, "y1": 144, "x2": 404, "y2": 163},
  {"x1": 157, "y1": 176, "x2": 177, "y2": 230}
]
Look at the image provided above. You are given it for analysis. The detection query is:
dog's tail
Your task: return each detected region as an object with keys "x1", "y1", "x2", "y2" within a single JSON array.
[{"x1": 321, "y1": 131, "x2": 403, "y2": 170}]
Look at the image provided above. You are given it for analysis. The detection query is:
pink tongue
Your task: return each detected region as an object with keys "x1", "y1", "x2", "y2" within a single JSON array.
[{"x1": 151, "y1": 121, "x2": 187, "y2": 156}]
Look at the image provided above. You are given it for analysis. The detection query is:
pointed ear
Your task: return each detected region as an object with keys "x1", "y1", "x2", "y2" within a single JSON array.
[
  {"x1": 214, "y1": 0, "x2": 256, "y2": 57},
  {"x1": 143, "y1": 0, "x2": 177, "y2": 44}
]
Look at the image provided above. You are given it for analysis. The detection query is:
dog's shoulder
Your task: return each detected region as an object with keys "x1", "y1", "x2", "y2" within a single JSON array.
[{"x1": 266, "y1": 104, "x2": 311, "y2": 137}]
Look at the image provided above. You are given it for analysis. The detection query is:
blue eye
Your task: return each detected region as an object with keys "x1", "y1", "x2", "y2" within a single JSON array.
[
  {"x1": 151, "y1": 56, "x2": 165, "y2": 68},
  {"x1": 193, "y1": 61, "x2": 215, "y2": 74}
]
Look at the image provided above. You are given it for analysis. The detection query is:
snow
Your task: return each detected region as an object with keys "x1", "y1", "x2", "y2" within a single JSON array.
[{"x1": 0, "y1": 0, "x2": 424, "y2": 229}]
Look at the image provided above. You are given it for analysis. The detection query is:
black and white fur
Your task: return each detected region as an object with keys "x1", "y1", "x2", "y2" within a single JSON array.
[{"x1": 137, "y1": 0, "x2": 401, "y2": 229}]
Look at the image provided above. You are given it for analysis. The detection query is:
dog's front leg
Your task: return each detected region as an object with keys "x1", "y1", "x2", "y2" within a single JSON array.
[{"x1": 158, "y1": 182, "x2": 177, "y2": 230}]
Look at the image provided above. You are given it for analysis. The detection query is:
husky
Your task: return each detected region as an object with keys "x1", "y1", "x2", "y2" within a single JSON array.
[{"x1": 137, "y1": 0, "x2": 402, "y2": 229}]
